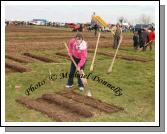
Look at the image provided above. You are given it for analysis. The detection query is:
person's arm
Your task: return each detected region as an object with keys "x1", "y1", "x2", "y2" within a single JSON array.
[
  {"x1": 68, "y1": 38, "x2": 74, "y2": 56},
  {"x1": 77, "y1": 49, "x2": 87, "y2": 70}
]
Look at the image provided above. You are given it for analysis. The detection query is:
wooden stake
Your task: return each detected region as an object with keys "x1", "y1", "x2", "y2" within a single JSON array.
[
  {"x1": 107, "y1": 34, "x2": 123, "y2": 74},
  {"x1": 90, "y1": 32, "x2": 100, "y2": 72}
]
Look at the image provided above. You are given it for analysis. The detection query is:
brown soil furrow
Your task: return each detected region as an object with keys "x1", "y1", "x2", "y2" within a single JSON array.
[
  {"x1": 5, "y1": 55, "x2": 31, "y2": 63},
  {"x1": 23, "y1": 53, "x2": 56, "y2": 63},
  {"x1": 55, "y1": 52, "x2": 71, "y2": 60},
  {"x1": 36, "y1": 98, "x2": 82, "y2": 120},
  {"x1": 6, "y1": 40, "x2": 132, "y2": 54},
  {"x1": 20, "y1": 55, "x2": 40, "y2": 62},
  {"x1": 6, "y1": 36, "x2": 108, "y2": 41},
  {"x1": 88, "y1": 50, "x2": 152, "y2": 62},
  {"x1": 55, "y1": 52, "x2": 92, "y2": 60},
  {"x1": 16, "y1": 96, "x2": 80, "y2": 121},
  {"x1": 6, "y1": 67, "x2": 16, "y2": 73},
  {"x1": 6, "y1": 42, "x2": 65, "y2": 53},
  {"x1": 5, "y1": 62, "x2": 31, "y2": 73},
  {"x1": 42, "y1": 93, "x2": 93, "y2": 118},
  {"x1": 58, "y1": 91, "x2": 124, "y2": 113}
]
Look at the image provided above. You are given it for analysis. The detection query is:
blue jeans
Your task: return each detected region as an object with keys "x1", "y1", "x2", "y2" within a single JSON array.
[{"x1": 67, "y1": 56, "x2": 85, "y2": 87}]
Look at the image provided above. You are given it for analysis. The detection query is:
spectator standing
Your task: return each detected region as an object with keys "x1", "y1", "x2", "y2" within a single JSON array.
[
  {"x1": 133, "y1": 31, "x2": 139, "y2": 50},
  {"x1": 148, "y1": 28, "x2": 155, "y2": 51},
  {"x1": 138, "y1": 28, "x2": 149, "y2": 51},
  {"x1": 113, "y1": 23, "x2": 122, "y2": 49}
]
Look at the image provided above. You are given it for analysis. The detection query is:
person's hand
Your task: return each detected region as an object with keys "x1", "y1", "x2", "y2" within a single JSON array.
[
  {"x1": 68, "y1": 52, "x2": 72, "y2": 56},
  {"x1": 79, "y1": 70, "x2": 84, "y2": 75},
  {"x1": 77, "y1": 66, "x2": 80, "y2": 72},
  {"x1": 77, "y1": 67, "x2": 84, "y2": 75}
]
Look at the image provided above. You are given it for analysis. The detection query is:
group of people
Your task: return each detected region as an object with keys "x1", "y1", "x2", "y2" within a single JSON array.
[
  {"x1": 133, "y1": 27, "x2": 155, "y2": 51},
  {"x1": 65, "y1": 24, "x2": 155, "y2": 92},
  {"x1": 111, "y1": 23, "x2": 155, "y2": 51}
]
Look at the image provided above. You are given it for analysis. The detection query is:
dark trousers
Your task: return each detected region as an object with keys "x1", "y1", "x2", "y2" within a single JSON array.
[
  {"x1": 143, "y1": 42, "x2": 147, "y2": 51},
  {"x1": 94, "y1": 28, "x2": 97, "y2": 36},
  {"x1": 142, "y1": 42, "x2": 147, "y2": 51},
  {"x1": 113, "y1": 36, "x2": 120, "y2": 49},
  {"x1": 67, "y1": 56, "x2": 85, "y2": 87},
  {"x1": 134, "y1": 42, "x2": 139, "y2": 49},
  {"x1": 140, "y1": 41, "x2": 146, "y2": 51}
]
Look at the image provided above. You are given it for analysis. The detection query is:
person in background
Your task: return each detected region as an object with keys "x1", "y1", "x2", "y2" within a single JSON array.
[
  {"x1": 138, "y1": 29, "x2": 143, "y2": 49},
  {"x1": 148, "y1": 28, "x2": 155, "y2": 51},
  {"x1": 66, "y1": 33, "x2": 88, "y2": 91},
  {"x1": 133, "y1": 31, "x2": 139, "y2": 50},
  {"x1": 91, "y1": 12, "x2": 98, "y2": 36},
  {"x1": 94, "y1": 23, "x2": 98, "y2": 36},
  {"x1": 142, "y1": 28, "x2": 149, "y2": 51},
  {"x1": 138, "y1": 28, "x2": 149, "y2": 51},
  {"x1": 79, "y1": 24, "x2": 83, "y2": 32},
  {"x1": 113, "y1": 23, "x2": 122, "y2": 49}
]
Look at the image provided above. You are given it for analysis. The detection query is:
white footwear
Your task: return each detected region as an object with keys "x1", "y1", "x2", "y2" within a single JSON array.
[
  {"x1": 65, "y1": 85, "x2": 73, "y2": 88},
  {"x1": 79, "y1": 87, "x2": 84, "y2": 91}
]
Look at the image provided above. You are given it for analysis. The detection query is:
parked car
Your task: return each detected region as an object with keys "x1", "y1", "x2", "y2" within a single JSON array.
[{"x1": 65, "y1": 23, "x2": 83, "y2": 32}]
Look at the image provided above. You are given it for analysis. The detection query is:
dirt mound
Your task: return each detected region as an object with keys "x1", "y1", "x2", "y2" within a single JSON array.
[
  {"x1": 23, "y1": 53, "x2": 56, "y2": 63},
  {"x1": 58, "y1": 91, "x2": 124, "y2": 113},
  {"x1": 5, "y1": 62, "x2": 31, "y2": 73},
  {"x1": 16, "y1": 97, "x2": 81, "y2": 121},
  {"x1": 6, "y1": 26, "x2": 136, "y2": 54},
  {"x1": 88, "y1": 50, "x2": 152, "y2": 62},
  {"x1": 55, "y1": 52, "x2": 91, "y2": 60},
  {"x1": 16, "y1": 90, "x2": 123, "y2": 121},
  {"x1": 55, "y1": 52, "x2": 70, "y2": 60},
  {"x1": 42, "y1": 93, "x2": 93, "y2": 117},
  {"x1": 6, "y1": 67, "x2": 16, "y2": 73},
  {"x1": 88, "y1": 41, "x2": 111, "y2": 49},
  {"x1": 5, "y1": 55, "x2": 31, "y2": 63}
]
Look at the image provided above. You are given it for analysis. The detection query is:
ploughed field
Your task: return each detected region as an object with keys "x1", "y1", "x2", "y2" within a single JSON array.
[
  {"x1": 5, "y1": 25, "x2": 146, "y2": 73},
  {"x1": 5, "y1": 25, "x2": 133, "y2": 54},
  {"x1": 5, "y1": 25, "x2": 155, "y2": 122}
]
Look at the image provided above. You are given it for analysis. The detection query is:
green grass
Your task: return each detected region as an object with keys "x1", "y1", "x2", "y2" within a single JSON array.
[{"x1": 5, "y1": 47, "x2": 155, "y2": 122}]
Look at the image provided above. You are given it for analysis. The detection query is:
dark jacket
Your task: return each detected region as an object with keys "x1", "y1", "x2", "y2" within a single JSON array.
[
  {"x1": 94, "y1": 24, "x2": 98, "y2": 30},
  {"x1": 142, "y1": 31, "x2": 149, "y2": 43},
  {"x1": 114, "y1": 27, "x2": 122, "y2": 38},
  {"x1": 133, "y1": 35, "x2": 139, "y2": 44},
  {"x1": 139, "y1": 31, "x2": 149, "y2": 43}
]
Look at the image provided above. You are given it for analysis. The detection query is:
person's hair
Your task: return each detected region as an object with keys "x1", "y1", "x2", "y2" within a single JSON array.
[
  {"x1": 148, "y1": 28, "x2": 152, "y2": 31},
  {"x1": 75, "y1": 33, "x2": 83, "y2": 40},
  {"x1": 152, "y1": 28, "x2": 155, "y2": 32}
]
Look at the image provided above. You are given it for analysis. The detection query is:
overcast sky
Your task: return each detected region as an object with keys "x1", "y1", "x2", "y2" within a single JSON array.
[{"x1": 5, "y1": 5, "x2": 155, "y2": 24}]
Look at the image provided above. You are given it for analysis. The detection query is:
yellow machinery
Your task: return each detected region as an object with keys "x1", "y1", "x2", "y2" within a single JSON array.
[{"x1": 92, "y1": 15, "x2": 110, "y2": 30}]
